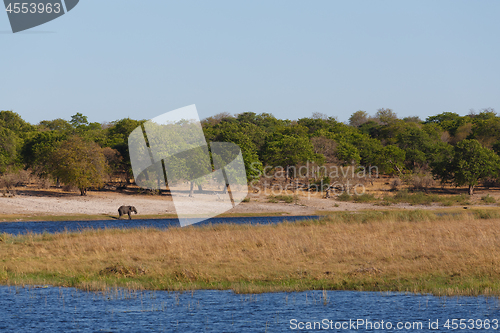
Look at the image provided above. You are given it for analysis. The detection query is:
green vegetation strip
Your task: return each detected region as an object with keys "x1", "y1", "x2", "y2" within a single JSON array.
[
  {"x1": 336, "y1": 190, "x2": 482, "y2": 206},
  {"x1": 2, "y1": 209, "x2": 500, "y2": 296}
]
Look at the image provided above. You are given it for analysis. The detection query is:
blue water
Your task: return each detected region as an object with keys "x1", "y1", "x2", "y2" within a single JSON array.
[
  {"x1": 0, "y1": 215, "x2": 319, "y2": 235},
  {"x1": 1, "y1": 287, "x2": 499, "y2": 332}
]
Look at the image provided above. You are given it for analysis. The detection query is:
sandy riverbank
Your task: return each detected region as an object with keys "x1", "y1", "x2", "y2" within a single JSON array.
[{"x1": 0, "y1": 187, "x2": 486, "y2": 222}]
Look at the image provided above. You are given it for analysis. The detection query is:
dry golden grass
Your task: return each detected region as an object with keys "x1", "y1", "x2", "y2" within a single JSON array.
[{"x1": 1, "y1": 210, "x2": 500, "y2": 295}]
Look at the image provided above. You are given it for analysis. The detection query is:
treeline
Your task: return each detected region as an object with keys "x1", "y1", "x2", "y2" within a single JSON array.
[{"x1": 0, "y1": 108, "x2": 499, "y2": 195}]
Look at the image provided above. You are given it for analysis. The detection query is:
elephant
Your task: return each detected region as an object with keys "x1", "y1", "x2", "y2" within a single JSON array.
[{"x1": 118, "y1": 206, "x2": 138, "y2": 219}]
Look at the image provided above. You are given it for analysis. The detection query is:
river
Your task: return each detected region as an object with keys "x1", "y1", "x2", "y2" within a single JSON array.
[
  {"x1": 0, "y1": 215, "x2": 319, "y2": 235},
  {"x1": 1, "y1": 287, "x2": 499, "y2": 332}
]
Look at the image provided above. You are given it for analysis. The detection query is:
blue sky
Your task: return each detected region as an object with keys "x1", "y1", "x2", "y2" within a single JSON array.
[{"x1": 1, "y1": 1, "x2": 499, "y2": 124}]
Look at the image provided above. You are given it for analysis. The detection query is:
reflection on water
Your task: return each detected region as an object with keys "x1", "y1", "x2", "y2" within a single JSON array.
[
  {"x1": 0, "y1": 215, "x2": 319, "y2": 236},
  {"x1": 1, "y1": 287, "x2": 499, "y2": 332}
]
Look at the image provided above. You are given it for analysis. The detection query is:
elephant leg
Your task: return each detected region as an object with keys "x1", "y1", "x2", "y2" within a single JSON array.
[{"x1": 128, "y1": 211, "x2": 132, "y2": 220}]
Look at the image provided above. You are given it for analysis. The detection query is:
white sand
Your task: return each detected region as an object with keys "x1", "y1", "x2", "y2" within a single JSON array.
[
  {"x1": 0, "y1": 191, "x2": 173, "y2": 216},
  {"x1": 0, "y1": 188, "x2": 434, "y2": 218}
]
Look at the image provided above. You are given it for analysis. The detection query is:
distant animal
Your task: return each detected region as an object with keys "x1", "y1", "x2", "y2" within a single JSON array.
[
  {"x1": 118, "y1": 206, "x2": 138, "y2": 219},
  {"x1": 214, "y1": 191, "x2": 223, "y2": 202}
]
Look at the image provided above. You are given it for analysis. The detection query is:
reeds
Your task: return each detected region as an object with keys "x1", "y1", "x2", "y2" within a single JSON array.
[{"x1": 1, "y1": 210, "x2": 500, "y2": 295}]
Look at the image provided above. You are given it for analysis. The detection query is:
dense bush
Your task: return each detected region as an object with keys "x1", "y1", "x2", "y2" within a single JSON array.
[{"x1": 1, "y1": 108, "x2": 500, "y2": 196}]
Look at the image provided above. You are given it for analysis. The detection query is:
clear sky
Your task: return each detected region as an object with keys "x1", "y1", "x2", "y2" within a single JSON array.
[{"x1": 1, "y1": 0, "x2": 499, "y2": 124}]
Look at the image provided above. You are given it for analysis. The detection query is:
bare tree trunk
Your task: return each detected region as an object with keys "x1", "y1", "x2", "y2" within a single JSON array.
[
  {"x1": 469, "y1": 185, "x2": 474, "y2": 196},
  {"x1": 189, "y1": 182, "x2": 194, "y2": 197}
]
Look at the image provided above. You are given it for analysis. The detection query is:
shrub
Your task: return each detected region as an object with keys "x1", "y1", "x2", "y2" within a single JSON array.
[
  {"x1": 481, "y1": 194, "x2": 496, "y2": 204},
  {"x1": 389, "y1": 190, "x2": 441, "y2": 205},
  {"x1": 353, "y1": 193, "x2": 377, "y2": 203},
  {"x1": 267, "y1": 196, "x2": 278, "y2": 203},
  {"x1": 34, "y1": 176, "x2": 53, "y2": 189},
  {"x1": 411, "y1": 173, "x2": 434, "y2": 191},
  {"x1": 0, "y1": 169, "x2": 31, "y2": 195},
  {"x1": 384, "y1": 192, "x2": 470, "y2": 207},
  {"x1": 403, "y1": 172, "x2": 435, "y2": 192},
  {"x1": 311, "y1": 176, "x2": 331, "y2": 191},
  {"x1": 268, "y1": 195, "x2": 298, "y2": 204},
  {"x1": 390, "y1": 178, "x2": 402, "y2": 191},
  {"x1": 337, "y1": 192, "x2": 352, "y2": 201}
]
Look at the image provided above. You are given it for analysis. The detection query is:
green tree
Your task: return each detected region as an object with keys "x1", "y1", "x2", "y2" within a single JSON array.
[
  {"x1": 375, "y1": 108, "x2": 398, "y2": 125},
  {"x1": 0, "y1": 111, "x2": 34, "y2": 172},
  {"x1": 38, "y1": 118, "x2": 73, "y2": 132},
  {"x1": 0, "y1": 110, "x2": 35, "y2": 135},
  {"x1": 310, "y1": 136, "x2": 337, "y2": 163},
  {"x1": 0, "y1": 127, "x2": 22, "y2": 173},
  {"x1": 236, "y1": 112, "x2": 288, "y2": 135},
  {"x1": 471, "y1": 117, "x2": 500, "y2": 148},
  {"x1": 396, "y1": 126, "x2": 436, "y2": 169},
  {"x1": 205, "y1": 120, "x2": 263, "y2": 182},
  {"x1": 469, "y1": 108, "x2": 496, "y2": 121},
  {"x1": 376, "y1": 145, "x2": 406, "y2": 175},
  {"x1": 22, "y1": 131, "x2": 66, "y2": 179},
  {"x1": 447, "y1": 139, "x2": 500, "y2": 195},
  {"x1": 336, "y1": 141, "x2": 361, "y2": 165},
  {"x1": 358, "y1": 120, "x2": 381, "y2": 137},
  {"x1": 429, "y1": 142, "x2": 454, "y2": 184},
  {"x1": 348, "y1": 110, "x2": 370, "y2": 127},
  {"x1": 355, "y1": 136, "x2": 384, "y2": 168},
  {"x1": 263, "y1": 135, "x2": 323, "y2": 179},
  {"x1": 425, "y1": 112, "x2": 469, "y2": 136},
  {"x1": 403, "y1": 116, "x2": 422, "y2": 123},
  {"x1": 70, "y1": 113, "x2": 89, "y2": 128},
  {"x1": 297, "y1": 116, "x2": 332, "y2": 134},
  {"x1": 51, "y1": 136, "x2": 108, "y2": 195},
  {"x1": 201, "y1": 112, "x2": 234, "y2": 126},
  {"x1": 106, "y1": 118, "x2": 145, "y2": 182}
]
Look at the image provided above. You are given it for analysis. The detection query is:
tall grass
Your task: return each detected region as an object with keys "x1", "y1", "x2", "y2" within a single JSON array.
[{"x1": 1, "y1": 210, "x2": 500, "y2": 296}]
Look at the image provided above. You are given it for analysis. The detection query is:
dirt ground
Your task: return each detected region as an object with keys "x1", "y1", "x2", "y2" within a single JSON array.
[
  {"x1": 0, "y1": 187, "x2": 373, "y2": 216},
  {"x1": 0, "y1": 179, "x2": 498, "y2": 219}
]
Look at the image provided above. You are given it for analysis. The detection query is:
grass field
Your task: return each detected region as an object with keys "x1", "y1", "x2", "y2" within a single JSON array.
[{"x1": 1, "y1": 209, "x2": 500, "y2": 296}]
